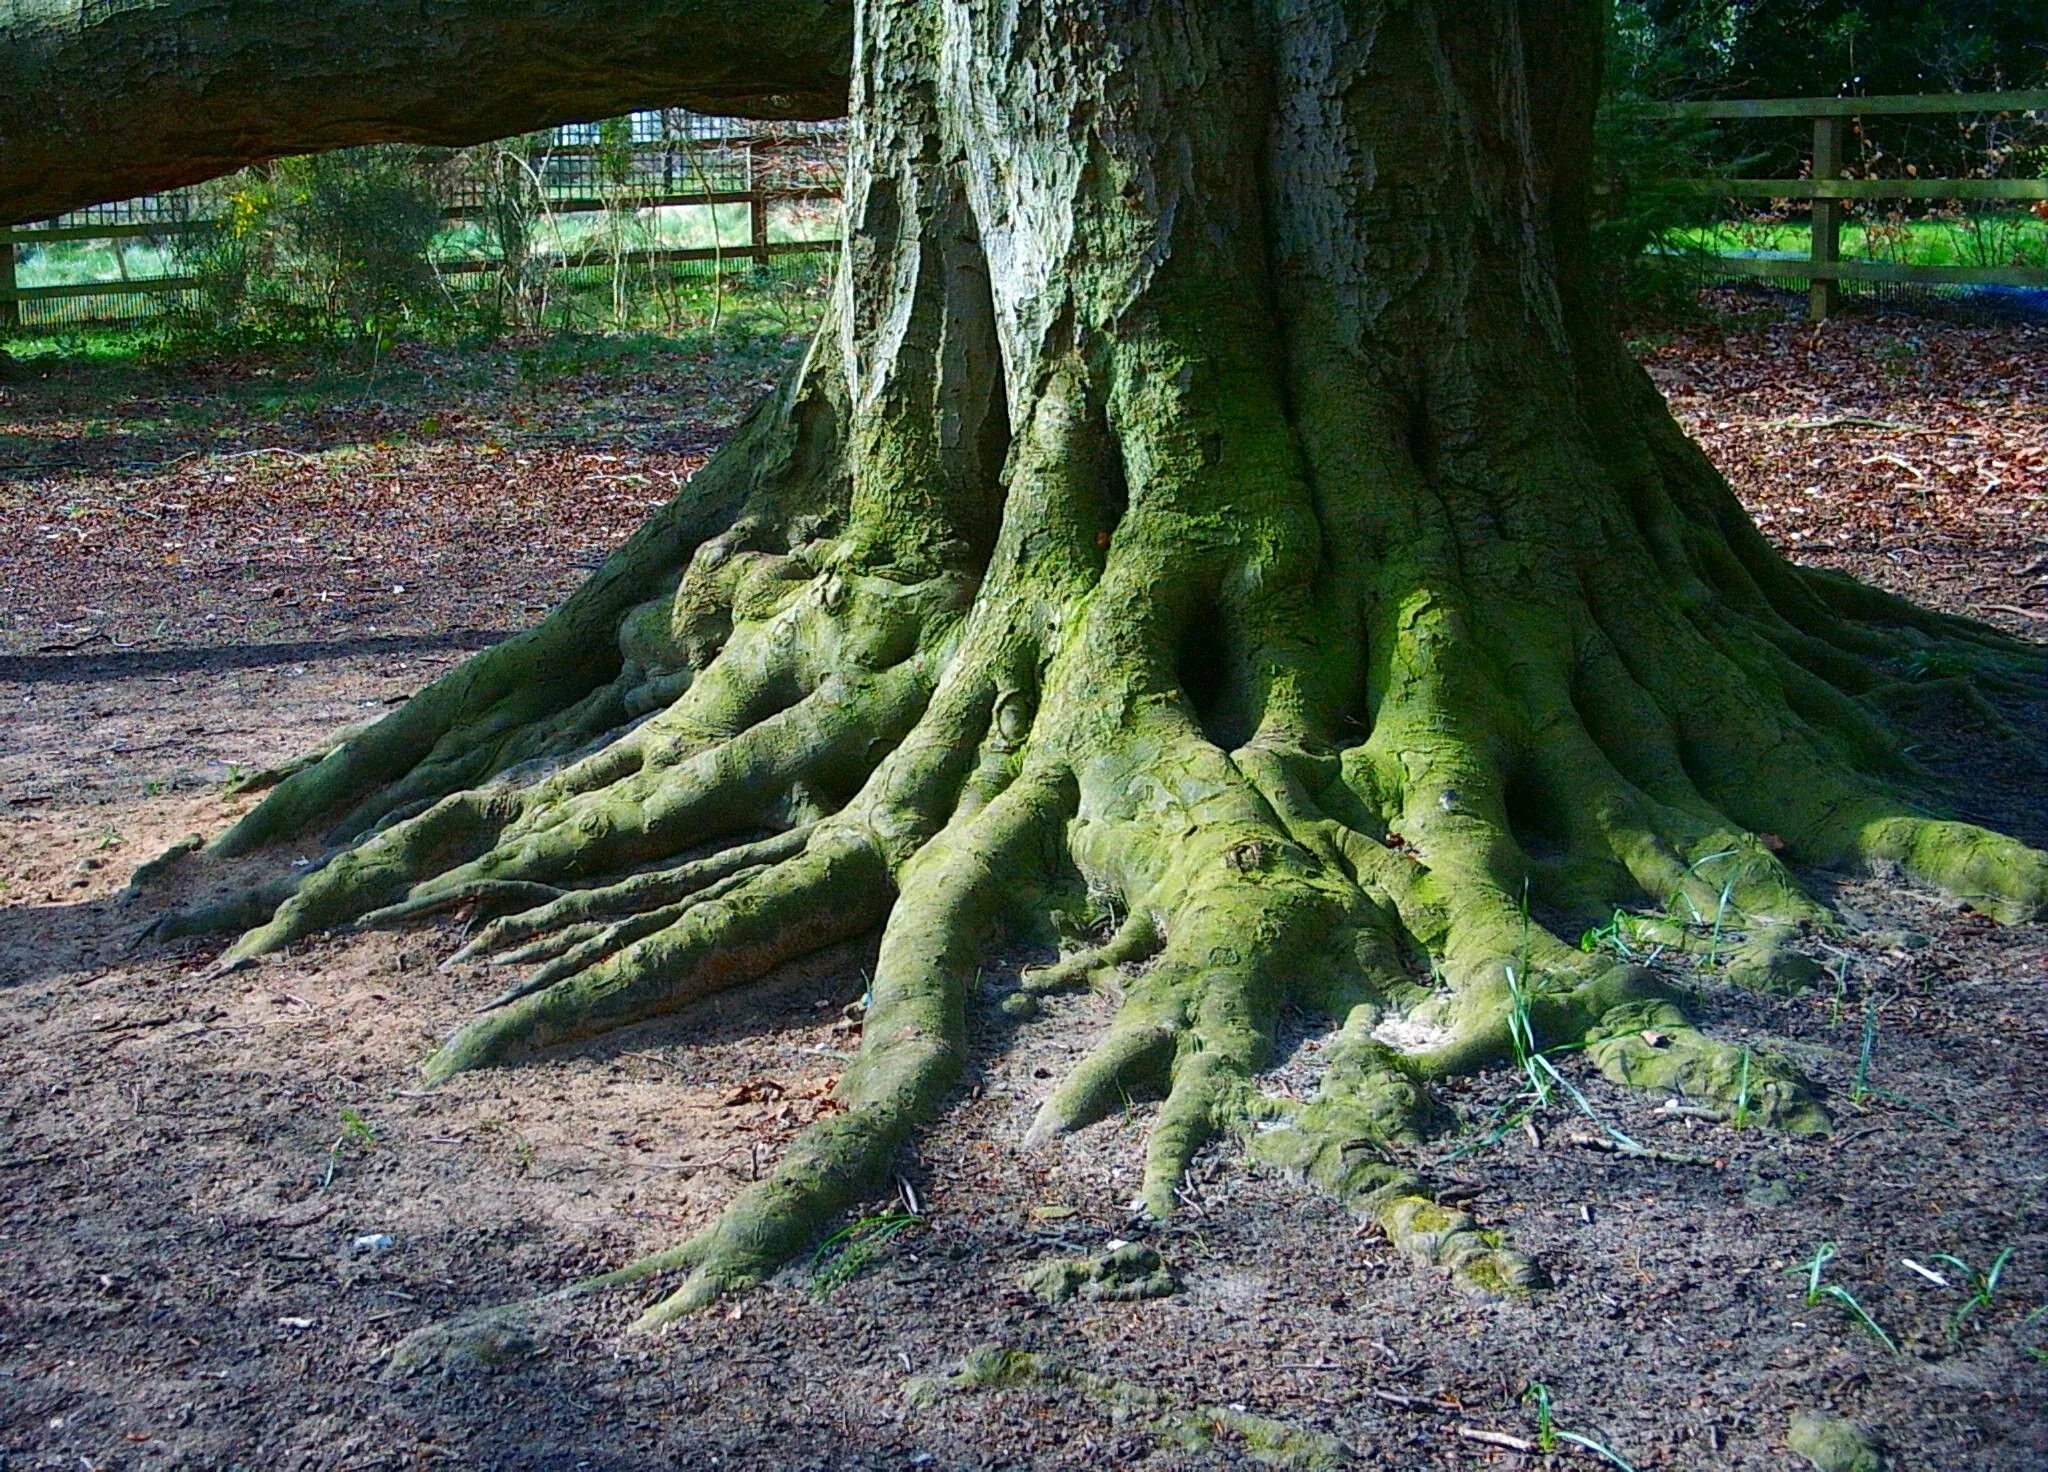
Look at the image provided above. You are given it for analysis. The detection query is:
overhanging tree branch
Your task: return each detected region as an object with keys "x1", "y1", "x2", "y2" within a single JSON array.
[{"x1": 0, "y1": 0, "x2": 854, "y2": 224}]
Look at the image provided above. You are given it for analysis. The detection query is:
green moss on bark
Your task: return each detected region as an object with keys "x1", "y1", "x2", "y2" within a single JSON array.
[{"x1": 124, "y1": 0, "x2": 2046, "y2": 1334}]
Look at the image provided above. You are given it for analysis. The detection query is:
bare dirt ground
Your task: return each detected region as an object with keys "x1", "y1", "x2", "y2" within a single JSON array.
[{"x1": 3, "y1": 295, "x2": 2046, "y2": 1471}]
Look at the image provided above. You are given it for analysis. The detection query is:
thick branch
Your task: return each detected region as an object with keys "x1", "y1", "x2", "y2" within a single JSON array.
[{"x1": 0, "y1": 0, "x2": 853, "y2": 224}]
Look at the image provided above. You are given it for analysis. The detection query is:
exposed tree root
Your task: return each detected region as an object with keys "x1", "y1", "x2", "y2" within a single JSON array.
[
  {"x1": 156, "y1": 418, "x2": 2041, "y2": 1320},
  {"x1": 138, "y1": 0, "x2": 2048, "y2": 1338}
]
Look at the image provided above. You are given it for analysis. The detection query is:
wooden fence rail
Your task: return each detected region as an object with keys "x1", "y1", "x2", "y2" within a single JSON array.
[
  {"x1": 1648, "y1": 89, "x2": 2048, "y2": 319},
  {"x1": 7, "y1": 94, "x2": 2045, "y2": 330}
]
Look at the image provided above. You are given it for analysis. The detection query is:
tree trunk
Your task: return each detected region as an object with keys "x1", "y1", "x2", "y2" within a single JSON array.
[
  {"x1": 117, "y1": 1, "x2": 2044, "y2": 1330},
  {"x1": 0, "y1": 0, "x2": 853, "y2": 224}
]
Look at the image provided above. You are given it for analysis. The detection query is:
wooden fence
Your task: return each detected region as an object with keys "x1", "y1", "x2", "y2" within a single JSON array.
[
  {"x1": 8, "y1": 95, "x2": 2046, "y2": 329},
  {"x1": 0, "y1": 121, "x2": 844, "y2": 329},
  {"x1": 1650, "y1": 89, "x2": 2048, "y2": 319}
]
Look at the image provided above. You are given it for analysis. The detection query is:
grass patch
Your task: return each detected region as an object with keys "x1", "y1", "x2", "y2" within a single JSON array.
[
  {"x1": 1670, "y1": 212, "x2": 2048, "y2": 271},
  {"x1": 3, "y1": 265, "x2": 827, "y2": 471},
  {"x1": 322, "y1": 1107, "x2": 379, "y2": 1189},
  {"x1": 1790, "y1": 1242, "x2": 1899, "y2": 1355},
  {"x1": 1524, "y1": 1383, "x2": 1641, "y2": 1472},
  {"x1": 1935, "y1": 1246, "x2": 2016, "y2": 1341},
  {"x1": 810, "y1": 1211, "x2": 925, "y2": 1296}
]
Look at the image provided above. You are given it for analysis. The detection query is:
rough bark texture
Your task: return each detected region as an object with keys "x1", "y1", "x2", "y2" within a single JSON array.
[
  {"x1": 0, "y1": 0, "x2": 854, "y2": 225},
  {"x1": 105, "y1": 0, "x2": 2044, "y2": 1332}
]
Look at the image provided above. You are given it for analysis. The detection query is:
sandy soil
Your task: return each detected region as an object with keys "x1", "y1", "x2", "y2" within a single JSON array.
[{"x1": 3, "y1": 304, "x2": 2046, "y2": 1471}]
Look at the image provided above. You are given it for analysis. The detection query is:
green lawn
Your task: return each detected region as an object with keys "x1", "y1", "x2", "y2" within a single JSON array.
[
  {"x1": 3, "y1": 256, "x2": 833, "y2": 374},
  {"x1": 13, "y1": 236, "x2": 185, "y2": 290},
  {"x1": 12, "y1": 199, "x2": 841, "y2": 291},
  {"x1": 1669, "y1": 211, "x2": 2048, "y2": 270},
  {"x1": 434, "y1": 198, "x2": 840, "y2": 264}
]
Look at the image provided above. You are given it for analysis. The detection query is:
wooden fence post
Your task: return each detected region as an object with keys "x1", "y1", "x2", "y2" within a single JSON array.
[
  {"x1": 1808, "y1": 115, "x2": 1843, "y2": 321},
  {"x1": 749, "y1": 140, "x2": 771, "y2": 268},
  {"x1": 750, "y1": 193, "x2": 772, "y2": 267},
  {"x1": 0, "y1": 230, "x2": 20, "y2": 331}
]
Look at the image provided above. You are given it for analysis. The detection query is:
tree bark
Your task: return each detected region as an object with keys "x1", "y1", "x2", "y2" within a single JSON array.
[
  {"x1": 0, "y1": 0, "x2": 854, "y2": 224},
  {"x1": 115, "y1": 0, "x2": 2045, "y2": 1334}
]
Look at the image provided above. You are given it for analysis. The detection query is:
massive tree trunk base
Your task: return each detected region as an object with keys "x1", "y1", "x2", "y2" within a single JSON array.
[
  {"x1": 145, "y1": 2, "x2": 2048, "y2": 1328},
  {"x1": 153, "y1": 335, "x2": 2045, "y2": 1325}
]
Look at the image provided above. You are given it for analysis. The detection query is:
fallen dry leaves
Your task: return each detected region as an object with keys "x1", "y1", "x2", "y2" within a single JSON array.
[
  {"x1": 2, "y1": 295, "x2": 2043, "y2": 664},
  {"x1": 0, "y1": 334, "x2": 778, "y2": 657},
  {"x1": 1638, "y1": 288, "x2": 2047, "y2": 633}
]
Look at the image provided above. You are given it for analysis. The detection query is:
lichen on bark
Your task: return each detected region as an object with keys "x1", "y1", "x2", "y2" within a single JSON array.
[{"x1": 120, "y1": 0, "x2": 2045, "y2": 1324}]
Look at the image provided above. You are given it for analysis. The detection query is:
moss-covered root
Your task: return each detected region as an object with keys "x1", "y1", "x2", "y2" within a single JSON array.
[
  {"x1": 468, "y1": 865, "x2": 772, "y2": 1015},
  {"x1": 1019, "y1": 907, "x2": 1161, "y2": 995},
  {"x1": 418, "y1": 830, "x2": 891, "y2": 1082},
  {"x1": 1585, "y1": 999, "x2": 1828, "y2": 1133},
  {"x1": 214, "y1": 661, "x2": 931, "y2": 965},
  {"x1": 907, "y1": 1345, "x2": 1352, "y2": 1471},
  {"x1": 1021, "y1": 870, "x2": 1341, "y2": 1221},
  {"x1": 1850, "y1": 812, "x2": 2048, "y2": 927},
  {"x1": 404, "y1": 658, "x2": 933, "y2": 903},
  {"x1": 1248, "y1": 1007, "x2": 1539, "y2": 1297},
  {"x1": 206, "y1": 334, "x2": 846, "y2": 860},
  {"x1": 442, "y1": 825, "x2": 815, "y2": 964},
  {"x1": 1401, "y1": 964, "x2": 1826, "y2": 1139},
  {"x1": 1020, "y1": 1243, "x2": 1180, "y2": 1304},
  {"x1": 1787, "y1": 1413, "x2": 1886, "y2": 1472},
  {"x1": 611, "y1": 771, "x2": 1069, "y2": 1327}
]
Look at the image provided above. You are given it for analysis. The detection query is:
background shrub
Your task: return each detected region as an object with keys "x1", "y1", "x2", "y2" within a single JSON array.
[{"x1": 179, "y1": 147, "x2": 448, "y2": 343}]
